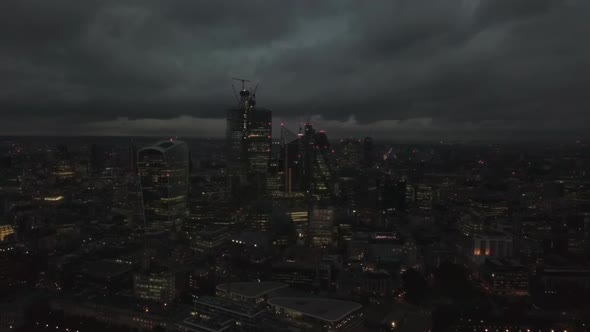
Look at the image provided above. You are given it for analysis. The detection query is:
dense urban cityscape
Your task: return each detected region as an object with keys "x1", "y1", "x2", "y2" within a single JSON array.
[
  {"x1": 1, "y1": 79, "x2": 590, "y2": 331},
  {"x1": 2, "y1": 1, "x2": 590, "y2": 331}
]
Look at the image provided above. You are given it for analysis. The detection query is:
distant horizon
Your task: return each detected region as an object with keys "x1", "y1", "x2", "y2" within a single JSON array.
[
  {"x1": 2, "y1": 1, "x2": 590, "y2": 138},
  {"x1": 2, "y1": 132, "x2": 588, "y2": 146},
  {"x1": 1, "y1": 2, "x2": 589, "y2": 331}
]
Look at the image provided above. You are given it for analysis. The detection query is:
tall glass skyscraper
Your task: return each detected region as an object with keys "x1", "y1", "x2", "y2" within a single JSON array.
[
  {"x1": 138, "y1": 140, "x2": 189, "y2": 233},
  {"x1": 247, "y1": 108, "x2": 272, "y2": 173},
  {"x1": 226, "y1": 82, "x2": 272, "y2": 200},
  {"x1": 281, "y1": 122, "x2": 333, "y2": 199}
]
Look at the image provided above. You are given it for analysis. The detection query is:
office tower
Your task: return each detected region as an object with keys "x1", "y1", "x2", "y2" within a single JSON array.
[
  {"x1": 247, "y1": 108, "x2": 272, "y2": 172},
  {"x1": 245, "y1": 199, "x2": 272, "y2": 231},
  {"x1": 138, "y1": 140, "x2": 189, "y2": 233},
  {"x1": 134, "y1": 271, "x2": 177, "y2": 303},
  {"x1": 226, "y1": 80, "x2": 272, "y2": 200},
  {"x1": 267, "y1": 157, "x2": 282, "y2": 195},
  {"x1": 363, "y1": 136, "x2": 373, "y2": 167},
  {"x1": 415, "y1": 184, "x2": 434, "y2": 210},
  {"x1": 279, "y1": 126, "x2": 304, "y2": 193},
  {"x1": 301, "y1": 122, "x2": 316, "y2": 192},
  {"x1": 289, "y1": 209, "x2": 309, "y2": 240},
  {"x1": 458, "y1": 210, "x2": 485, "y2": 236},
  {"x1": 279, "y1": 122, "x2": 334, "y2": 199},
  {"x1": 247, "y1": 108, "x2": 272, "y2": 198},
  {"x1": 340, "y1": 138, "x2": 362, "y2": 169},
  {"x1": 309, "y1": 207, "x2": 335, "y2": 247},
  {"x1": 52, "y1": 161, "x2": 76, "y2": 182},
  {"x1": 190, "y1": 225, "x2": 230, "y2": 255},
  {"x1": 310, "y1": 128, "x2": 334, "y2": 199},
  {"x1": 226, "y1": 106, "x2": 247, "y2": 184}
]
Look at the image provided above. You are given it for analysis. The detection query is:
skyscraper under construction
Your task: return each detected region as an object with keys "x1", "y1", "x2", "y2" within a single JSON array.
[{"x1": 226, "y1": 79, "x2": 272, "y2": 201}]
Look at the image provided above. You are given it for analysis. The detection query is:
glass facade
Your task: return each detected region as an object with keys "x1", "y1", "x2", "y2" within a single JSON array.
[
  {"x1": 134, "y1": 272, "x2": 176, "y2": 303},
  {"x1": 246, "y1": 108, "x2": 272, "y2": 173},
  {"x1": 138, "y1": 140, "x2": 189, "y2": 233},
  {"x1": 226, "y1": 107, "x2": 247, "y2": 179},
  {"x1": 226, "y1": 88, "x2": 272, "y2": 201}
]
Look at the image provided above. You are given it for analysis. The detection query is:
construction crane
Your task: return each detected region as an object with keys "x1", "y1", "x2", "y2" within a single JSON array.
[
  {"x1": 231, "y1": 78, "x2": 257, "y2": 107},
  {"x1": 232, "y1": 77, "x2": 250, "y2": 90}
]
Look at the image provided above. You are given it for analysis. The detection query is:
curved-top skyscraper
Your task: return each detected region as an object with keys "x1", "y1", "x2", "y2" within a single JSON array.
[{"x1": 138, "y1": 140, "x2": 189, "y2": 233}]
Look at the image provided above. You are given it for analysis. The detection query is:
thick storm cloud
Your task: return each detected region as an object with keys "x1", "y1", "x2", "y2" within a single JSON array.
[{"x1": 1, "y1": 0, "x2": 589, "y2": 139}]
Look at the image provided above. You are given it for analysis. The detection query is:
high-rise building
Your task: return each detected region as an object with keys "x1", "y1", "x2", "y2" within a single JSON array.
[
  {"x1": 245, "y1": 200, "x2": 272, "y2": 231},
  {"x1": 226, "y1": 106, "x2": 247, "y2": 183},
  {"x1": 134, "y1": 271, "x2": 177, "y2": 303},
  {"x1": 301, "y1": 123, "x2": 316, "y2": 191},
  {"x1": 190, "y1": 225, "x2": 230, "y2": 255},
  {"x1": 279, "y1": 130, "x2": 303, "y2": 193},
  {"x1": 226, "y1": 81, "x2": 272, "y2": 200},
  {"x1": 458, "y1": 210, "x2": 485, "y2": 236},
  {"x1": 339, "y1": 138, "x2": 362, "y2": 169},
  {"x1": 247, "y1": 108, "x2": 272, "y2": 173},
  {"x1": 309, "y1": 207, "x2": 335, "y2": 247},
  {"x1": 246, "y1": 108, "x2": 272, "y2": 198},
  {"x1": 415, "y1": 184, "x2": 434, "y2": 210},
  {"x1": 277, "y1": 122, "x2": 335, "y2": 199},
  {"x1": 297, "y1": 123, "x2": 334, "y2": 198},
  {"x1": 138, "y1": 140, "x2": 189, "y2": 233},
  {"x1": 363, "y1": 136, "x2": 373, "y2": 167},
  {"x1": 267, "y1": 157, "x2": 282, "y2": 196}
]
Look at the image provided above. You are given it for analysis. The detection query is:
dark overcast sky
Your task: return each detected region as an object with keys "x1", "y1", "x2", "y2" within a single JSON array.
[{"x1": 1, "y1": 0, "x2": 589, "y2": 140}]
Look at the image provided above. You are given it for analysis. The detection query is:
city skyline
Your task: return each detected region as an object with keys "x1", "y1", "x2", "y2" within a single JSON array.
[{"x1": 2, "y1": 2, "x2": 590, "y2": 331}]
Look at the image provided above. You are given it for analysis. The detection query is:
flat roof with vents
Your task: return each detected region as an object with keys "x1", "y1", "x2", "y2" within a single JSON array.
[
  {"x1": 216, "y1": 282, "x2": 288, "y2": 298},
  {"x1": 268, "y1": 297, "x2": 362, "y2": 323}
]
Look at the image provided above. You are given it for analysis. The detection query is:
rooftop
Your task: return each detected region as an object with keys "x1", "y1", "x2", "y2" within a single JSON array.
[
  {"x1": 200, "y1": 224, "x2": 229, "y2": 234},
  {"x1": 78, "y1": 260, "x2": 133, "y2": 280},
  {"x1": 139, "y1": 140, "x2": 186, "y2": 153},
  {"x1": 216, "y1": 282, "x2": 288, "y2": 298},
  {"x1": 194, "y1": 296, "x2": 265, "y2": 318},
  {"x1": 178, "y1": 315, "x2": 233, "y2": 332},
  {"x1": 268, "y1": 297, "x2": 362, "y2": 323},
  {"x1": 474, "y1": 230, "x2": 512, "y2": 239},
  {"x1": 486, "y1": 258, "x2": 524, "y2": 268}
]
